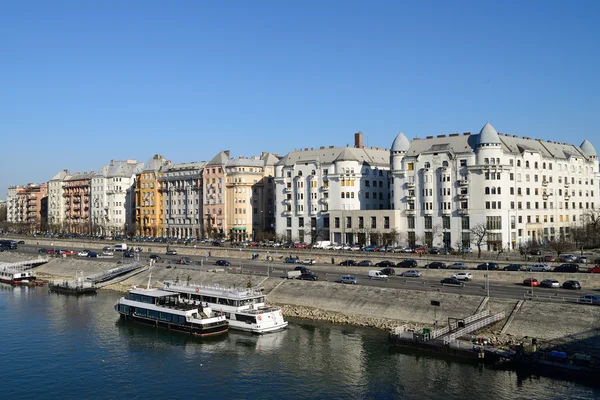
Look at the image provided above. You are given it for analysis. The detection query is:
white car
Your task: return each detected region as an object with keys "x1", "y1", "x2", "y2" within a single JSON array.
[
  {"x1": 400, "y1": 270, "x2": 422, "y2": 277},
  {"x1": 526, "y1": 264, "x2": 551, "y2": 272},
  {"x1": 452, "y1": 272, "x2": 473, "y2": 281},
  {"x1": 77, "y1": 250, "x2": 89, "y2": 257},
  {"x1": 302, "y1": 258, "x2": 316, "y2": 265}
]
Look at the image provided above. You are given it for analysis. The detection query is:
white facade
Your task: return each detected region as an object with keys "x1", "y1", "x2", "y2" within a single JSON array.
[
  {"x1": 47, "y1": 169, "x2": 70, "y2": 229},
  {"x1": 275, "y1": 134, "x2": 391, "y2": 243},
  {"x1": 391, "y1": 123, "x2": 600, "y2": 250}
]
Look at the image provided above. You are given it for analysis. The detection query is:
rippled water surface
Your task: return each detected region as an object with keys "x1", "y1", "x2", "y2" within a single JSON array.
[{"x1": 1, "y1": 286, "x2": 598, "y2": 400}]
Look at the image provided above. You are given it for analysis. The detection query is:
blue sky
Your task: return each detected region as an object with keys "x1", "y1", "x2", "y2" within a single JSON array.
[{"x1": 1, "y1": 1, "x2": 599, "y2": 198}]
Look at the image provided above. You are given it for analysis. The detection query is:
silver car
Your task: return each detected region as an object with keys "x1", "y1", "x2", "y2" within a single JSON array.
[{"x1": 400, "y1": 270, "x2": 422, "y2": 277}]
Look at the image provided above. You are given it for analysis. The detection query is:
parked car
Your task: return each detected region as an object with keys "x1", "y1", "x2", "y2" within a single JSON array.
[
  {"x1": 356, "y1": 260, "x2": 373, "y2": 266},
  {"x1": 294, "y1": 266, "x2": 311, "y2": 274},
  {"x1": 553, "y1": 263, "x2": 579, "y2": 273},
  {"x1": 540, "y1": 279, "x2": 560, "y2": 288},
  {"x1": 379, "y1": 267, "x2": 396, "y2": 276},
  {"x1": 397, "y1": 259, "x2": 418, "y2": 268},
  {"x1": 340, "y1": 275, "x2": 358, "y2": 284},
  {"x1": 166, "y1": 249, "x2": 177, "y2": 255},
  {"x1": 215, "y1": 259, "x2": 231, "y2": 266},
  {"x1": 449, "y1": 262, "x2": 467, "y2": 270},
  {"x1": 149, "y1": 254, "x2": 161, "y2": 261},
  {"x1": 562, "y1": 280, "x2": 582, "y2": 290},
  {"x1": 452, "y1": 272, "x2": 473, "y2": 281},
  {"x1": 477, "y1": 262, "x2": 499, "y2": 270},
  {"x1": 375, "y1": 260, "x2": 396, "y2": 268},
  {"x1": 400, "y1": 270, "x2": 422, "y2": 277},
  {"x1": 427, "y1": 262, "x2": 446, "y2": 269},
  {"x1": 579, "y1": 294, "x2": 600, "y2": 305},
  {"x1": 440, "y1": 277, "x2": 464, "y2": 286},
  {"x1": 523, "y1": 278, "x2": 539, "y2": 287},
  {"x1": 339, "y1": 260, "x2": 357, "y2": 266},
  {"x1": 503, "y1": 264, "x2": 523, "y2": 271},
  {"x1": 297, "y1": 273, "x2": 319, "y2": 281},
  {"x1": 526, "y1": 264, "x2": 551, "y2": 272}
]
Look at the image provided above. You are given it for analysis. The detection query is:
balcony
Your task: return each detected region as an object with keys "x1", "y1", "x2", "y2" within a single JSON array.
[
  {"x1": 405, "y1": 182, "x2": 415, "y2": 189},
  {"x1": 458, "y1": 208, "x2": 469, "y2": 215},
  {"x1": 458, "y1": 179, "x2": 468, "y2": 186}
]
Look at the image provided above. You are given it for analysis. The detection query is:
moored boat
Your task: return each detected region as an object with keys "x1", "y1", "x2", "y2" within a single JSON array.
[
  {"x1": 163, "y1": 282, "x2": 288, "y2": 334},
  {"x1": 115, "y1": 285, "x2": 228, "y2": 337}
]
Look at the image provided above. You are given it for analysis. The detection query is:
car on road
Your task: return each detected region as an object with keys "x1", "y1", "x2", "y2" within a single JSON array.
[
  {"x1": 540, "y1": 279, "x2": 560, "y2": 288},
  {"x1": 339, "y1": 260, "x2": 357, "y2": 266},
  {"x1": 375, "y1": 260, "x2": 396, "y2": 268},
  {"x1": 397, "y1": 259, "x2": 418, "y2": 268},
  {"x1": 284, "y1": 257, "x2": 300, "y2": 264},
  {"x1": 449, "y1": 262, "x2": 467, "y2": 270},
  {"x1": 427, "y1": 262, "x2": 446, "y2": 269},
  {"x1": 77, "y1": 250, "x2": 89, "y2": 257},
  {"x1": 562, "y1": 280, "x2": 581, "y2": 290},
  {"x1": 302, "y1": 259, "x2": 316, "y2": 265},
  {"x1": 178, "y1": 257, "x2": 193, "y2": 265},
  {"x1": 452, "y1": 272, "x2": 473, "y2": 281},
  {"x1": 477, "y1": 263, "x2": 499, "y2": 270},
  {"x1": 215, "y1": 259, "x2": 231, "y2": 266},
  {"x1": 526, "y1": 264, "x2": 551, "y2": 272},
  {"x1": 356, "y1": 260, "x2": 373, "y2": 266},
  {"x1": 440, "y1": 277, "x2": 464, "y2": 286},
  {"x1": 523, "y1": 278, "x2": 539, "y2": 287},
  {"x1": 553, "y1": 263, "x2": 579, "y2": 273},
  {"x1": 503, "y1": 264, "x2": 523, "y2": 271},
  {"x1": 297, "y1": 273, "x2": 319, "y2": 281},
  {"x1": 294, "y1": 266, "x2": 311, "y2": 274},
  {"x1": 579, "y1": 294, "x2": 600, "y2": 305},
  {"x1": 379, "y1": 267, "x2": 396, "y2": 276},
  {"x1": 400, "y1": 270, "x2": 422, "y2": 277},
  {"x1": 149, "y1": 254, "x2": 161, "y2": 261},
  {"x1": 340, "y1": 275, "x2": 358, "y2": 284},
  {"x1": 166, "y1": 249, "x2": 177, "y2": 255}
]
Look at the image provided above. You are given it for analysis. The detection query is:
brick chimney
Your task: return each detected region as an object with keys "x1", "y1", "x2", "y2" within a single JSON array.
[{"x1": 354, "y1": 132, "x2": 363, "y2": 148}]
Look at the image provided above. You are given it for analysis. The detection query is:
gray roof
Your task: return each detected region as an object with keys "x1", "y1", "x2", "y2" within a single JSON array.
[
  {"x1": 477, "y1": 122, "x2": 501, "y2": 146},
  {"x1": 580, "y1": 139, "x2": 597, "y2": 157},
  {"x1": 391, "y1": 132, "x2": 410, "y2": 152},
  {"x1": 277, "y1": 147, "x2": 390, "y2": 167}
]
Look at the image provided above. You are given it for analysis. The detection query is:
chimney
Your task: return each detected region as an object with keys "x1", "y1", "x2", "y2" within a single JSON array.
[{"x1": 354, "y1": 132, "x2": 363, "y2": 148}]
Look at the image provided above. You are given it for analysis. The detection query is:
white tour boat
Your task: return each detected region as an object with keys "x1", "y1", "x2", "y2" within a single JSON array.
[
  {"x1": 163, "y1": 282, "x2": 288, "y2": 334},
  {"x1": 115, "y1": 279, "x2": 228, "y2": 337}
]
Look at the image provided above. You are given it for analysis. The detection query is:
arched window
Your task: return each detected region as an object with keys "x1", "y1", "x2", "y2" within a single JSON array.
[
  {"x1": 485, "y1": 187, "x2": 490, "y2": 195},
  {"x1": 497, "y1": 187, "x2": 501, "y2": 195},
  {"x1": 525, "y1": 161, "x2": 530, "y2": 168},
  {"x1": 517, "y1": 160, "x2": 521, "y2": 167}
]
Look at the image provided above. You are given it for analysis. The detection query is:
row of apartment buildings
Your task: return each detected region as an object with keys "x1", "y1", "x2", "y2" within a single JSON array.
[{"x1": 5, "y1": 122, "x2": 600, "y2": 250}]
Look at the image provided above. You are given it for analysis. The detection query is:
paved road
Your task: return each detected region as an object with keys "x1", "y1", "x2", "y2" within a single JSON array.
[{"x1": 10, "y1": 243, "x2": 592, "y2": 305}]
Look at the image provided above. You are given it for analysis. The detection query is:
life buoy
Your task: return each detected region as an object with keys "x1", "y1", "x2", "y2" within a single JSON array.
[
  {"x1": 257, "y1": 315, "x2": 262, "y2": 321},
  {"x1": 196, "y1": 287, "x2": 200, "y2": 293}
]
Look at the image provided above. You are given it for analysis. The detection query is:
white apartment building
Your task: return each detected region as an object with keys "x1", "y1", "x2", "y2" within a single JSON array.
[
  {"x1": 160, "y1": 161, "x2": 205, "y2": 239},
  {"x1": 275, "y1": 133, "x2": 391, "y2": 243},
  {"x1": 91, "y1": 160, "x2": 144, "y2": 236},
  {"x1": 47, "y1": 170, "x2": 70, "y2": 230},
  {"x1": 391, "y1": 122, "x2": 600, "y2": 250}
]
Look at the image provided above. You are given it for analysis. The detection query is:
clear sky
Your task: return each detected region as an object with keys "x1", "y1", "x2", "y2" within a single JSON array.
[{"x1": 2, "y1": 0, "x2": 599, "y2": 199}]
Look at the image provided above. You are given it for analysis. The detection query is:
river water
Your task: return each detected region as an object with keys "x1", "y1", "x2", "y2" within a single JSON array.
[{"x1": 1, "y1": 285, "x2": 598, "y2": 400}]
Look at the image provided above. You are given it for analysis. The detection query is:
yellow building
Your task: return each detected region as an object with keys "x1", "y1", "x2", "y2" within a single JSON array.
[{"x1": 135, "y1": 154, "x2": 171, "y2": 236}]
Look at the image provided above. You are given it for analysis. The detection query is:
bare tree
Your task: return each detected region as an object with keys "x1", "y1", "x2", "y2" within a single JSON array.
[
  {"x1": 547, "y1": 235, "x2": 573, "y2": 258},
  {"x1": 470, "y1": 223, "x2": 488, "y2": 259}
]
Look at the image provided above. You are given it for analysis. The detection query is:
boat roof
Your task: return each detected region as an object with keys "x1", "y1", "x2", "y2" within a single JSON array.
[{"x1": 129, "y1": 288, "x2": 177, "y2": 298}]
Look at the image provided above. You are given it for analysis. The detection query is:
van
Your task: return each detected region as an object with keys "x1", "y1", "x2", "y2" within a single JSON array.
[
  {"x1": 340, "y1": 275, "x2": 358, "y2": 284},
  {"x1": 368, "y1": 270, "x2": 388, "y2": 280}
]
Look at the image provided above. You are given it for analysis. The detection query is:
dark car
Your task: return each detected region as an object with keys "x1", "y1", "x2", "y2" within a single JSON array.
[
  {"x1": 339, "y1": 260, "x2": 357, "y2": 266},
  {"x1": 297, "y1": 273, "x2": 319, "y2": 281},
  {"x1": 294, "y1": 266, "x2": 311, "y2": 274},
  {"x1": 503, "y1": 264, "x2": 523, "y2": 271},
  {"x1": 562, "y1": 280, "x2": 581, "y2": 290},
  {"x1": 553, "y1": 263, "x2": 579, "y2": 273},
  {"x1": 380, "y1": 267, "x2": 396, "y2": 276},
  {"x1": 477, "y1": 263, "x2": 499, "y2": 270},
  {"x1": 375, "y1": 260, "x2": 396, "y2": 268},
  {"x1": 166, "y1": 249, "x2": 177, "y2": 255},
  {"x1": 123, "y1": 251, "x2": 134, "y2": 258},
  {"x1": 441, "y1": 277, "x2": 464, "y2": 286},
  {"x1": 397, "y1": 259, "x2": 418, "y2": 268},
  {"x1": 356, "y1": 260, "x2": 373, "y2": 266},
  {"x1": 427, "y1": 262, "x2": 446, "y2": 269},
  {"x1": 149, "y1": 254, "x2": 161, "y2": 261},
  {"x1": 215, "y1": 260, "x2": 231, "y2": 266}
]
